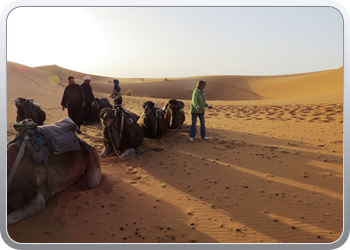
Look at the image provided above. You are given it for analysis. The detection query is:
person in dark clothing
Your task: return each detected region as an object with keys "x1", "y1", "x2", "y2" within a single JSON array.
[
  {"x1": 61, "y1": 76, "x2": 85, "y2": 133},
  {"x1": 110, "y1": 79, "x2": 122, "y2": 105},
  {"x1": 80, "y1": 75, "x2": 95, "y2": 125}
]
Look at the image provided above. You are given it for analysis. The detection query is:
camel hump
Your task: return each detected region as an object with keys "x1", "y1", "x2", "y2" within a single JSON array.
[
  {"x1": 155, "y1": 107, "x2": 165, "y2": 116},
  {"x1": 99, "y1": 98, "x2": 112, "y2": 109},
  {"x1": 123, "y1": 108, "x2": 140, "y2": 124},
  {"x1": 53, "y1": 117, "x2": 78, "y2": 129},
  {"x1": 27, "y1": 99, "x2": 41, "y2": 110},
  {"x1": 165, "y1": 99, "x2": 185, "y2": 110}
]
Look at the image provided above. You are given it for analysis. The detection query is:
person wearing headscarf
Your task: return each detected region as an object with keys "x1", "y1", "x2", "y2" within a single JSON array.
[
  {"x1": 80, "y1": 75, "x2": 95, "y2": 125},
  {"x1": 110, "y1": 79, "x2": 122, "y2": 105},
  {"x1": 61, "y1": 76, "x2": 85, "y2": 133}
]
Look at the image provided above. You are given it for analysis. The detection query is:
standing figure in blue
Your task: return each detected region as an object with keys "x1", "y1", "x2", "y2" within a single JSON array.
[
  {"x1": 110, "y1": 79, "x2": 122, "y2": 105},
  {"x1": 189, "y1": 80, "x2": 213, "y2": 141}
]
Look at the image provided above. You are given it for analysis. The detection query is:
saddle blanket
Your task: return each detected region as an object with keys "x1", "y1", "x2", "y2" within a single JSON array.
[
  {"x1": 12, "y1": 118, "x2": 81, "y2": 164},
  {"x1": 123, "y1": 108, "x2": 140, "y2": 124},
  {"x1": 155, "y1": 107, "x2": 165, "y2": 116},
  {"x1": 38, "y1": 117, "x2": 81, "y2": 154}
]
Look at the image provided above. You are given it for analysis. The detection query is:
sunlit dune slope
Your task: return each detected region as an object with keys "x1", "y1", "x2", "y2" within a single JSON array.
[
  {"x1": 33, "y1": 63, "x2": 343, "y2": 101},
  {"x1": 248, "y1": 68, "x2": 343, "y2": 100},
  {"x1": 7, "y1": 61, "x2": 65, "y2": 108},
  {"x1": 7, "y1": 61, "x2": 343, "y2": 105}
]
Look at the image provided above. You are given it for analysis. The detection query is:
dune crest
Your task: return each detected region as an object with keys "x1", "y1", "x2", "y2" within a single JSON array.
[{"x1": 33, "y1": 62, "x2": 343, "y2": 101}]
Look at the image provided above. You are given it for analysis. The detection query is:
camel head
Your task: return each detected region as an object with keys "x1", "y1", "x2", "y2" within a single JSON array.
[
  {"x1": 14, "y1": 97, "x2": 27, "y2": 109},
  {"x1": 142, "y1": 101, "x2": 155, "y2": 116},
  {"x1": 164, "y1": 99, "x2": 185, "y2": 129},
  {"x1": 100, "y1": 107, "x2": 117, "y2": 128},
  {"x1": 168, "y1": 99, "x2": 184, "y2": 110},
  {"x1": 92, "y1": 98, "x2": 100, "y2": 110},
  {"x1": 13, "y1": 118, "x2": 38, "y2": 133}
]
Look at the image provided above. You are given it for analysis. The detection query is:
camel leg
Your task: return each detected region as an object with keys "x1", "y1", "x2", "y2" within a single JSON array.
[
  {"x1": 75, "y1": 150, "x2": 102, "y2": 189},
  {"x1": 7, "y1": 192, "x2": 45, "y2": 226},
  {"x1": 120, "y1": 148, "x2": 135, "y2": 158},
  {"x1": 76, "y1": 168, "x2": 101, "y2": 189},
  {"x1": 75, "y1": 167, "x2": 101, "y2": 189},
  {"x1": 100, "y1": 146, "x2": 108, "y2": 157},
  {"x1": 107, "y1": 151, "x2": 116, "y2": 157},
  {"x1": 100, "y1": 146, "x2": 114, "y2": 157}
]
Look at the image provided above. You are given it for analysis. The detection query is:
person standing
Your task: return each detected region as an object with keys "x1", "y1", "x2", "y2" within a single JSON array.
[
  {"x1": 110, "y1": 79, "x2": 122, "y2": 105},
  {"x1": 61, "y1": 76, "x2": 85, "y2": 133},
  {"x1": 189, "y1": 80, "x2": 213, "y2": 141},
  {"x1": 81, "y1": 75, "x2": 95, "y2": 125}
]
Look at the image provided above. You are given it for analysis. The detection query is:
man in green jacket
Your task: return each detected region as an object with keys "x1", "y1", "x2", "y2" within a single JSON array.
[{"x1": 189, "y1": 80, "x2": 213, "y2": 141}]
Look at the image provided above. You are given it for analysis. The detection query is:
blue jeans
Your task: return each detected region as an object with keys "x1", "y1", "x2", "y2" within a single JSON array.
[{"x1": 190, "y1": 113, "x2": 206, "y2": 138}]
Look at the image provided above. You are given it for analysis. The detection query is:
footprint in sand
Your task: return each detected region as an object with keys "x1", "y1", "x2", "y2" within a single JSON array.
[
  {"x1": 99, "y1": 182, "x2": 114, "y2": 194},
  {"x1": 91, "y1": 139, "x2": 102, "y2": 143},
  {"x1": 129, "y1": 176, "x2": 143, "y2": 184},
  {"x1": 114, "y1": 196, "x2": 125, "y2": 202},
  {"x1": 67, "y1": 205, "x2": 83, "y2": 218},
  {"x1": 332, "y1": 141, "x2": 343, "y2": 144},
  {"x1": 94, "y1": 190, "x2": 102, "y2": 195},
  {"x1": 127, "y1": 166, "x2": 137, "y2": 171}
]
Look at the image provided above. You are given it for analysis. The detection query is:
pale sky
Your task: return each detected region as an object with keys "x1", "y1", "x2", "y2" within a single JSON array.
[{"x1": 7, "y1": 6, "x2": 343, "y2": 78}]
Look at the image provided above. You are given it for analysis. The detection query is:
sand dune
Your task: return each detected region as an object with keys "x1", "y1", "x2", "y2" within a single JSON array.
[
  {"x1": 34, "y1": 63, "x2": 343, "y2": 101},
  {"x1": 6, "y1": 61, "x2": 343, "y2": 243}
]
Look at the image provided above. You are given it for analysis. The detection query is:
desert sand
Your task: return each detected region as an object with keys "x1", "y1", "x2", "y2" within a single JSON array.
[{"x1": 6, "y1": 61, "x2": 343, "y2": 243}]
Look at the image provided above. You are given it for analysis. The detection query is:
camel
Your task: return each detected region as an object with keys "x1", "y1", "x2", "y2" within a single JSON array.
[
  {"x1": 141, "y1": 101, "x2": 168, "y2": 139},
  {"x1": 91, "y1": 97, "x2": 112, "y2": 123},
  {"x1": 7, "y1": 118, "x2": 101, "y2": 226},
  {"x1": 15, "y1": 97, "x2": 46, "y2": 125},
  {"x1": 163, "y1": 99, "x2": 185, "y2": 129},
  {"x1": 100, "y1": 105, "x2": 143, "y2": 158}
]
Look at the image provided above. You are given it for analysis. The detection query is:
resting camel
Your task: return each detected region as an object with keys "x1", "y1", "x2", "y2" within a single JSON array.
[
  {"x1": 7, "y1": 118, "x2": 101, "y2": 226},
  {"x1": 141, "y1": 101, "x2": 168, "y2": 139},
  {"x1": 100, "y1": 105, "x2": 143, "y2": 158},
  {"x1": 15, "y1": 97, "x2": 46, "y2": 125},
  {"x1": 91, "y1": 98, "x2": 112, "y2": 123},
  {"x1": 163, "y1": 99, "x2": 185, "y2": 129}
]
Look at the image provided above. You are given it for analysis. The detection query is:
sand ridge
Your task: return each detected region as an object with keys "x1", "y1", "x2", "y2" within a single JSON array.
[{"x1": 6, "y1": 61, "x2": 343, "y2": 243}]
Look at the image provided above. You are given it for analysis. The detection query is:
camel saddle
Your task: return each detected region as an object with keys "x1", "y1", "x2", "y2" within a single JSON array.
[{"x1": 10, "y1": 118, "x2": 81, "y2": 164}]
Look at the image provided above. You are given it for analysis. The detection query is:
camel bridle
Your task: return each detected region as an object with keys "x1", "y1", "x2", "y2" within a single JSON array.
[
  {"x1": 107, "y1": 106, "x2": 164, "y2": 160},
  {"x1": 107, "y1": 107, "x2": 128, "y2": 159},
  {"x1": 142, "y1": 107, "x2": 159, "y2": 137}
]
